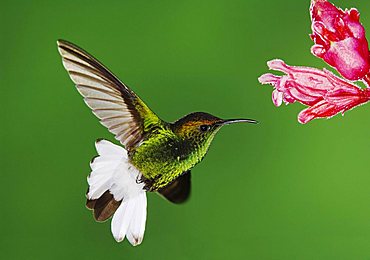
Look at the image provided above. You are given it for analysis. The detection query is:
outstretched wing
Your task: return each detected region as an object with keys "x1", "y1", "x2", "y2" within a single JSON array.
[
  {"x1": 158, "y1": 171, "x2": 191, "y2": 204},
  {"x1": 57, "y1": 39, "x2": 162, "y2": 150}
]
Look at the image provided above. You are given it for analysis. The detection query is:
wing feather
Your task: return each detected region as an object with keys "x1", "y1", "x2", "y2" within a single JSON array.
[
  {"x1": 158, "y1": 171, "x2": 191, "y2": 204},
  {"x1": 57, "y1": 40, "x2": 162, "y2": 150}
]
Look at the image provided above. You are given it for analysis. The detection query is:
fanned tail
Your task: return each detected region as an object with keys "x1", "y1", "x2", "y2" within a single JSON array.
[{"x1": 86, "y1": 139, "x2": 147, "y2": 246}]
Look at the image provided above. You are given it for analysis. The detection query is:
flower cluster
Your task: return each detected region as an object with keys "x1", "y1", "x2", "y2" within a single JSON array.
[{"x1": 259, "y1": 0, "x2": 370, "y2": 124}]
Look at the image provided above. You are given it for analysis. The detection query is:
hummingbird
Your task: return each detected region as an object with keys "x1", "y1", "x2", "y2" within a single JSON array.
[{"x1": 57, "y1": 40, "x2": 257, "y2": 246}]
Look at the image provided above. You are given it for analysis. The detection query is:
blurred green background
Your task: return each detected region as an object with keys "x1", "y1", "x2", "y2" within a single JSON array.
[{"x1": 2, "y1": 0, "x2": 370, "y2": 259}]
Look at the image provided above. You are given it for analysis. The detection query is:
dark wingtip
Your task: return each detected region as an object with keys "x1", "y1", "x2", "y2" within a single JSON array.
[
  {"x1": 57, "y1": 39, "x2": 72, "y2": 46},
  {"x1": 57, "y1": 39, "x2": 69, "y2": 48},
  {"x1": 57, "y1": 39, "x2": 82, "y2": 53}
]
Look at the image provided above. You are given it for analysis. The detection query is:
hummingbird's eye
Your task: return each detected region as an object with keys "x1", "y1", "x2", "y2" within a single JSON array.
[{"x1": 199, "y1": 125, "x2": 211, "y2": 132}]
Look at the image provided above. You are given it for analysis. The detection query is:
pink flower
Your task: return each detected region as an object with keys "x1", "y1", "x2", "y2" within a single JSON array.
[
  {"x1": 259, "y1": 59, "x2": 370, "y2": 124},
  {"x1": 310, "y1": 0, "x2": 370, "y2": 80}
]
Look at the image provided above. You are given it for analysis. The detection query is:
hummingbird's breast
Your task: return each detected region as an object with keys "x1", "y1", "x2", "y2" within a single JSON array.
[{"x1": 129, "y1": 128, "x2": 203, "y2": 190}]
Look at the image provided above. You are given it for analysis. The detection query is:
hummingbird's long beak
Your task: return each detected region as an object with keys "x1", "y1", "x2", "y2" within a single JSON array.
[{"x1": 217, "y1": 118, "x2": 258, "y2": 126}]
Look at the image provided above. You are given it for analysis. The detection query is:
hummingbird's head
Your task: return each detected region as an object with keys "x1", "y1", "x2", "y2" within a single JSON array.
[{"x1": 172, "y1": 112, "x2": 257, "y2": 150}]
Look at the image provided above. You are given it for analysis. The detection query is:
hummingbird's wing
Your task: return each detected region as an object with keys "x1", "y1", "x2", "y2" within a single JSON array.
[
  {"x1": 57, "y1": 40, "x2": 162, "y2": 150},
  {"x1": 158, "y1": 171, "x2": 191, "y2": 204}
]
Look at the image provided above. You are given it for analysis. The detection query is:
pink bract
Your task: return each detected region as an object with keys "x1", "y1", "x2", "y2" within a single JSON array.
[
  {"x1": 259, "y1": 59, "x2": 370, "y2": 124},
  {"x1": 310, "y1": 0, "x2": 370, "y2": 80}
]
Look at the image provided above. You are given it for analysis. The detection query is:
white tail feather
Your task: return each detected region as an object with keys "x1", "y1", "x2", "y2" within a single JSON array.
[
  {"x1": 111, "y1": 192, "x2": 147, "y2": 245},
  {"x1": 87, "y1": 139, "x2": 147, "y2": 246},
  {"x1": 111, "y1": 197, "x2": 137, "y2": 242},
  {"x1": 126, "y1": 192, "x2": 147, "y2": 246}
]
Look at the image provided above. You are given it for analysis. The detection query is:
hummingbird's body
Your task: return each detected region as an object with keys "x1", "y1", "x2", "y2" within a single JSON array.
[
  {"x1": 57, "y1": 40, "x2": 256, "y2": 246},
  {"x1": 130, "y1": 113, "x2": 222, "y2": 190},
  {"x1": 131, "y1": 126, "x2": 191, "y2": 190}
]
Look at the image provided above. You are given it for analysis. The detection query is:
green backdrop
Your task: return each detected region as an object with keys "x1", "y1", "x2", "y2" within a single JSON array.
[{"x1": 2, "y1": 0, "x2": 370, "y2": 259}]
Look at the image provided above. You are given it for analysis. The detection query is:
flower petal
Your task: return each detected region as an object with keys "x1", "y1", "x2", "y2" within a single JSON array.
[
  {"x1": 310, "y1": 0, "x2": 370, "y2": 80},
  {"x1": 259, "y1": 59, "x2": 370, "y2": 124},
  {"x1": 259, "y1": 59, "x2": 332, "y2": 106}
]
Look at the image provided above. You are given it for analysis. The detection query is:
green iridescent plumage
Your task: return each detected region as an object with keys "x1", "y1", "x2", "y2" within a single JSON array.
[
  {"x1": 131, "y1": 113, "x2": 224, "y2": 190},
  {"x1": 57, "y1": 39, "x2": 257, "y2": 203}
]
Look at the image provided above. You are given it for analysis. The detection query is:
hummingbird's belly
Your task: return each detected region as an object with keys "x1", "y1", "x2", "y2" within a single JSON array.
[{"x1": 130, "y1": 137, "x2": 200, "y2": 190}]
